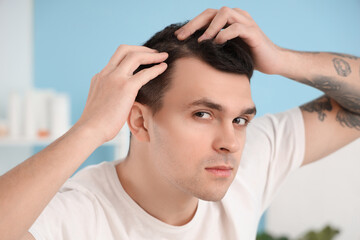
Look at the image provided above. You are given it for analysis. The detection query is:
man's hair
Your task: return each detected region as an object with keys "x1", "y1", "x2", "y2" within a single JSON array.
[{"x1": 134, "y1": 22, "x2": 254, "y2": 116}]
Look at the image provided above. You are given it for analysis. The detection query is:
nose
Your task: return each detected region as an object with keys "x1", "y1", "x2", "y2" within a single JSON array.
[{"x1": 212, "y1": 123, "x2": 243, "y2": 154}]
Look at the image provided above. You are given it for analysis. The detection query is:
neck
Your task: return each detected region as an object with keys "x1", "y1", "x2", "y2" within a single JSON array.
[{"x1": 116, "y1": 146, "x2": 199, "y2": 226}]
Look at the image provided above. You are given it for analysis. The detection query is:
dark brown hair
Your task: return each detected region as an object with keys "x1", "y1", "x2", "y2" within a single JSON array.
[{"x1": 134, "y1": 22, "x2": 254, "y2": 116}]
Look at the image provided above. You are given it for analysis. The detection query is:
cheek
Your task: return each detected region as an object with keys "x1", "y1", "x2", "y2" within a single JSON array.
[
  {"x1": 151, "y1": 116, "x2": 212, "y2": 168},
  {"x1": 166, "y1": 116, "x2": 213, "y2": 153}
]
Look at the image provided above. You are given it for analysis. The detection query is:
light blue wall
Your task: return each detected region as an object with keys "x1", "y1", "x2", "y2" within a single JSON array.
[{"x1": 34, "y1": 0, "x2": 360, "y2": 233}]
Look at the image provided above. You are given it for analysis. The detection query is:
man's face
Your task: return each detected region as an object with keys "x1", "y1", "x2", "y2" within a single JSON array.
[{"x1": 147, "y1": 57, "x2": 256, "y2": 202}]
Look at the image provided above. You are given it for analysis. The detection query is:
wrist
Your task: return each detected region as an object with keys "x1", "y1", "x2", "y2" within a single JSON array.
[
  {"x1": 70, "y1": 122, "x2": 106, "y2": 148},
  {"x1": 271, "y1": 47, "x2": 292, "y2": 76},
  {"x1": 253, "y1": 44, "x2": 290, "y2": 76},
  {"x1": 273, "y1": 48, "x2": 303, "y2": 79}
]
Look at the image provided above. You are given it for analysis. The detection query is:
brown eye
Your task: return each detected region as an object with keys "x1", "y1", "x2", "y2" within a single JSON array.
[
  {"x1": 233, "y1": 117, "x2": 248, "y2": 126},
  {"x1": 194, "y1": 112, "x2": 211, "y2": 119}
]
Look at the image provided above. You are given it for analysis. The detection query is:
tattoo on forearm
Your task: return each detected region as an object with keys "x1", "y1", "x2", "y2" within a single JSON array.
[
  {"x1": 300, "y1": 51, "x2": 321, "y2": 55},
  {"x1": 332, "y1": 58, "x2": 351, "y2": 77},
  {"x1": 331, "y1": 53, "x2": 359, "y2": 60},
  {"x1": 299, "y1": 76, "x2": 360, "y2": 114},
  {"x1": 301, "y1": 95, "x2": 360, "y2": 131},
  {"x1": 297, "y1": 52, "x2": 360, "y2": 130},
  {"x1": 299, "y1": 77, "x2": 341, "y2": 92},
  {"x1": 336, "y1": 109, "x2": 360, "y2": 130},
  {"x1": 300, "y1": 96, "x2": 332, "y2": 121}
]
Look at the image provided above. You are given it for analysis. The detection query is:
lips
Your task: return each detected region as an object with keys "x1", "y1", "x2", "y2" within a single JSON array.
[
  {"x1": 205, "y1": 166, "x2": 233, "y2": 177},
  {"x1": 206, "y1": 166, "x2": 233, "y2": 170}
]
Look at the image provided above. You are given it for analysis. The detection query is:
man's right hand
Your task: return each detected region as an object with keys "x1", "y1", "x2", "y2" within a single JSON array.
[
  {"x1": 76, "y1": 45, "x2": 168, "y2": 145},
  {"x1": 0, "y1": 45, "x2": 168, "y2": 240}
]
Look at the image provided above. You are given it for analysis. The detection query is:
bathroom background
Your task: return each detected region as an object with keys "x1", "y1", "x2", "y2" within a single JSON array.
[{"x1": 0, "y1": 0, "x2": 359, "y2": 238}]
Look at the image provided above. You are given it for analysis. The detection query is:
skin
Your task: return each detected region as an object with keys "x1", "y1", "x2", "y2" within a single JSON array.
[
  {"x1": 1, "y1": 46, "x2": 169, "y2": 240},
  {"x1": 175, "y1": 7, "x2": 360, "y2": 165},
  {"x1": 117, "y1": 57, "x2": 256, "y2": 226},
  {"x1": 0, "y1": 6, "x2": 357, "y2": 240}
]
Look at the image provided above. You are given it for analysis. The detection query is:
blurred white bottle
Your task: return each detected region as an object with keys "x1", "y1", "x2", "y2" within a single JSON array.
[
  {"x1": 0, "y1": 118, "x2": 8, "y2": 138},
  {"x1": 8, "y1": 91, "x2": 22, "y2": 139},
  {"x1": 50, "y1": 93, "x2": 70, "y2": 139},
  {"x1": 24, "y1": 89, "x2": 36, "y2": 139},
  {"x1": 35, "y1": 89, "x2": 54, "y2": 138}
]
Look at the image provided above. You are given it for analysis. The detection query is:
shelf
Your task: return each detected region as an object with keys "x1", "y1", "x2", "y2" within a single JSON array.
[{"x1": 0, "y1": 136, "x2": 123, "y2": 146}]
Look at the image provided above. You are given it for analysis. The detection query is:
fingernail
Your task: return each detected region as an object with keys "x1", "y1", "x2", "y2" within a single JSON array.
[{"x1": 177, "y1": 29, "x2": 185, "y2": 39}]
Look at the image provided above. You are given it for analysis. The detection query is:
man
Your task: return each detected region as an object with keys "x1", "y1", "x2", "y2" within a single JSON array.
[{"x1": 0, "y1": 7, "x2": 359, "y2": 240}]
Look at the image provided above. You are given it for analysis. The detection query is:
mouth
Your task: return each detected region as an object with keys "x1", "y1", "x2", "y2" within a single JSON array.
[{"x1": 205, "y1": 166, "x2": 233, "y2": 178}]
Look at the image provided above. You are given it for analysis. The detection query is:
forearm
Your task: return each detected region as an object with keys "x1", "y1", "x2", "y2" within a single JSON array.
[
  {"x1": 0, "y1": 124, "x2": 102, "y2": 240},
  {"x1": 0, "y1": 43, "x2": 167, "y2": 240},
  {"x1": 277, "y1": 49, "x2": 360, "y2": 114}
]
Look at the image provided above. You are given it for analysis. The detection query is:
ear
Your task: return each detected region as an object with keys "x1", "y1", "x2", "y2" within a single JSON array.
[{"x1": 127, "y1": 102, "x2": 151, "y2": 142}]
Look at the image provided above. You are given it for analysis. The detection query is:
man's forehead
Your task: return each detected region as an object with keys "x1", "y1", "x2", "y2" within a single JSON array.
[
  {"x1": 162, "y1": 57, "x2": 254, "y2": 111},
  {"x1": 170, "y1": 57, "x2": 250, "y2": 86}
]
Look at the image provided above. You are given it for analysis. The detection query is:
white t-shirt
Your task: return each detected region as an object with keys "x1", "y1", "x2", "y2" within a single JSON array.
[{"x1": 29, "y1": 107, "x2": 305, "y2": 240}]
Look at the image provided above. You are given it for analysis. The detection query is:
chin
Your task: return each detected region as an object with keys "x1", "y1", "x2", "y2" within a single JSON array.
[{"x1": 194, "y1": 189, "x2": 228, "y2": 202}]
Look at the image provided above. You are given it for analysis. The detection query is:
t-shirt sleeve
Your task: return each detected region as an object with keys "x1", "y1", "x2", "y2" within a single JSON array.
[
  {"x1": 244, "y1": 107, "x2": 305, "y2": 213},
  {"x1": 28, "y1": 183, "x2": 98, "y2": 240}
]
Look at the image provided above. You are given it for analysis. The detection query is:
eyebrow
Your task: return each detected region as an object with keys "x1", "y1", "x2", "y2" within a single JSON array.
[{"x1": 185, "y1": 98, "x2": 257, "y2": 116}]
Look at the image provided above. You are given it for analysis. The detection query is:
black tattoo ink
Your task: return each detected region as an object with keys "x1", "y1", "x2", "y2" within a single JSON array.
[
  {"x1": 331, "y1": 52, "x2": 359, "y2": 60},
  {"x1": 301, "y1": 76, "x2": 360, "y2": 114},
  {"x1": 300, "y1": 77, "x2": 341, "y2": 92},
  {"x1": 300, "y1": 96, "x2": 332, "y2": 121},
  {"x1": 332, "y1": 58, "x2": 351, "y2": 77},
  {"x1": 300, "y1": 51, "x2": 321, "y2": 55},
  {"x1": 297, "y1": 69, "x2": 360, "y2": 130},
  {"x1": 301, "y1": 95, "x2": 360, "y2": 131},
  {"x1": 336, "y1": 94, "x2": 360, "y2": 113},
  {"x1": 336, "y1": 109, "x2": 360, "y2": 131}
]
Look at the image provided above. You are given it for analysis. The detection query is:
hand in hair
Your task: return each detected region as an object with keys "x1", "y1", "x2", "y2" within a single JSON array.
[
  {"x1": 76, "y1": 45, "x2": 168, "y2": 144},
  {"x1": 174, "y1": 6, "x2": 284, "y2": 75}
]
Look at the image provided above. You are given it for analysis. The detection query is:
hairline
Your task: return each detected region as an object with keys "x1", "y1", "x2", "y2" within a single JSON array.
[{"x1": 149, "y1": 55, "x2": 252, "y2": 117}]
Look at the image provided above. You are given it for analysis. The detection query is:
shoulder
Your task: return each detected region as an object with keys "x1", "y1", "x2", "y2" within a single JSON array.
[
  {"x1": 247, "y1": 107, "x2": 303, "y2": 135},
  {"x1": 243, "y1": 107, "x2": 304, "y2": 155},
  {"x1": 45, "y1": 160, "x2": 121, "y2": 212},
  {"x1": 236, "y1": 107, "x2": 305, "y2": 208},
  {"x1": 64, "y1": 160, "x2": 118, "y2": 193}
]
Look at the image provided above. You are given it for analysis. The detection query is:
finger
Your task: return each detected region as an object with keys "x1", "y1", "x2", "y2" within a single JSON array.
[
  {"x1": 175, "y1": 8, "x2": 218, "y2": 40},
  {"x1": 198, "y1": 7, "x2": 249, "y2": 42},
  {"x1": 104, "y1": 45, "x2": 158, "y2": 73},
  {"x1": 109, "y1": 45, "x2": 158, "y2": 66},
  {"x1": 86, "y1": 73, "x2": 99, "y2": 102},
  {"x1": 213, "y1": 23, "x2": 249, "y2": 44},
  {"x1": 233, "y1": 8, "x2": 252, "y2": 19},
  {"x1": 114, "y1": 52, "x2": 168, "y2": 77},
  {"x1": 131, "y1": 62, "x2": 168, "y2": 88},
  {"x1": 197, "y1": 11, "x2": 228, "y2": 42}
]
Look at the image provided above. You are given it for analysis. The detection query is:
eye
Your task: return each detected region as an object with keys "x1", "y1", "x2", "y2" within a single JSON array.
[
  {"x1": 194, "y1": 112, "x2": 212, "y2": 119},
  {"x1": 233, "y1": 117, "x2": 248, "y2": 126}
]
